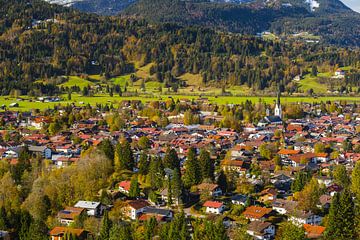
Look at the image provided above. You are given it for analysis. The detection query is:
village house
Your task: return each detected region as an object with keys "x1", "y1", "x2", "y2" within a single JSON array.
[
  {"x1": 196, "y1": 183, "x2": 223, "y2": 197},
  {"x1": 0, "y1": 231, "x2": 10, "y2": 240},
  {"x1": 288, "y1": 210, "x2": 322, "y2": 226},
  {"x1": 304, "y1": 224, "x2": 326, "y2": 239},
  {"x1": 243, "y1": 206, "x2": 272, "y2": 221},
  {"x1": 139, "y1": 207, "x2": 173, "y2": 222},
  {"x1": 118, "y1": 180, "x2": 132, "y2": 195},
  {"x1": 203, "y1": 201, "x2": 225, "y2": 214},
  {"x1": 28, "y1": 145, "x2": 52, "y2": 159},
  {"x1": 74, "y1": 201, "x2": 104, "y2": 217},
  {"x1": 57, "y1": 207, "x2": 86, "y2": 226},
  {"x1": 231, "y1": 194, "x2": 248, "y2": 206},
  {"x1": 246, "y1": 221, "x2": 276, "y2": 240},
  {"x1": 49, "y1": 227, "x2": 89, "y2": 240},
  {"x1": 125, "y1": 200, "x2": 150, "y2": 220}
]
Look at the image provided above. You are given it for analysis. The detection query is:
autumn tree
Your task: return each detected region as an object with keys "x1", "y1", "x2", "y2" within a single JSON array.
[
  {"x1": 297, "y1": 177, "x2": 321, "y2": 212},
  {"x1": 276, "y1": 222, "x2": 305, "y2": 240}
]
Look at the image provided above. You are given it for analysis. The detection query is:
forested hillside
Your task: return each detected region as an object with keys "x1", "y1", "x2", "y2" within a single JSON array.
[
  {"x1": 122, "y1": 0, "x2": 360, "y2": 47},
  {"x1": 1, "y1": 0, "x2": 360, "y2": 97}
]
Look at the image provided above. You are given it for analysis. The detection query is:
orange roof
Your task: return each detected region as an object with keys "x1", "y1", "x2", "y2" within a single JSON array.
[
  {"x1": 203, "y1": 201, "x2": 223, "y2": 208},
  {"x1": 119, "y1": 181, "x2": 131, "y2": 191},
  {"x1": 49, "y1": 227, "x2": 85, "y2": 236},
  {"x1": 58, "y1": 207, "x2": 85, "y2": 220},
  {"x1": 304, "y1": 224, "x2": 325, "y2": 238},
  {"x1": 138, "y1": 214, "x2": 165, "y2": 221},
  {"x1": 243, "y1": 206, "x2": 272, "y2": 219},
  {"x1": 278, "y1": 149, "x2": 300, "y2": 155}
]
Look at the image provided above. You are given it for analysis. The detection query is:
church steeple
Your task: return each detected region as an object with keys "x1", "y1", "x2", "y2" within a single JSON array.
[{"x1": 275, "y1": 91, "x2": 282, "y2": 118}]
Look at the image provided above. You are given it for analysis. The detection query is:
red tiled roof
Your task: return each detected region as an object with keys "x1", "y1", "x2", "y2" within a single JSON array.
[
  {"x1": 119, "y1": 181, "x2": 131, "y2": 191},
  {"x1": 304, "y1": 224, "x2": 325, "y2": 238},
  {"x1": 243, "y1": 206, "x2": 272, "y2": 219},
  {"x1": 203, "y1": 201, "x2": 223, "y2": 208},
  {"x1": 278, "y1": 149, "x2": 300, "y2": 155},
  {"x1": 49, "y1": 227, "x2": 85, "y2": 236}
]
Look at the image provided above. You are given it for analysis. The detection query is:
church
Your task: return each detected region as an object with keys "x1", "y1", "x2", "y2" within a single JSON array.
[{"x1": 258, "y1": 93, "x2": 283, "y2": 127}]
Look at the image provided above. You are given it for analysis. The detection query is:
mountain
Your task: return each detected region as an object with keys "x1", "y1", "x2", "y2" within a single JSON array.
[
  {"x1": 44, "y1": 0, "x2": 136, "y2": 15},
  {"x1": 121, "y1": 0, "x2": 360, "y2": 46}
]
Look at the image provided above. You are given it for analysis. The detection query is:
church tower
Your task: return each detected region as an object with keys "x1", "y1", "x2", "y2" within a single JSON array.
[{"x1": 274, "y1": 92, "x2": 282, "y2": 118}]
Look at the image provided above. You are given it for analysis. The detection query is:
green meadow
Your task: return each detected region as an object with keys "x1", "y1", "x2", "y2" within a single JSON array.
[{"x1": 1, "y1": 94, "x2": 360, "y2": 112}]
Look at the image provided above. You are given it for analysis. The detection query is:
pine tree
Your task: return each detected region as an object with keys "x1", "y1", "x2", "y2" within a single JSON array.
[
  {"x1": 199, "y1": 149, "x2": 214, "y2": 181},
  {"x1": 333, "y1": 165, "x2": 350, "y2": 188},
  {"x1": 167, "y1": 176, "x2": 173, "y2": 206},
  {"x1": 325, "y1": 189, "x2": 355, "y2": 239},
  {"x1": 217, "y1": 170, "x2": 228, "y2": 193},
  {"x1": 129, "y1": 177, "x2": 140, "y2": 198},
  {"x1": 147, "y1": 157, "x2": 164, "y2": 190},
  {"x1": 144, "y1": 217, "x2": 157, "y2": 240},
  {"x1": 163, "y1": 147, "x2": 180, "y2": 170},
  {"x1": 325, "y1": 193, "x2": 341, "y2": 239},
  {"x1": 351, "y1": 161, "x2": 360, "y2": 199},
  {"x1": 98, "y1": 139, "x2": 114, "y2": 163},
  {"x1": 114, "y1": 139, "x2": 134, "y2": 172},
  {"x1": 99, "y1": 210, "x2": 112, "y2": 240},
  {"x1": 183, "y1": 148, "x2": 201, "y2": 188},
  {"x1": 339, "y1": 188, "x2": 355, "y2": 239},
  {"x1": 171, "y1": 169, "x2": 183, "y2": 205},
  {"x1": 0, "y1": 206, "x2": 7, "y2": 230},
  {"x1": 26, "y1": 219, "x2": 48, "y2": 240},
  {"x1": 138, "y1": 152, "x2": 149, "y2": 175}
]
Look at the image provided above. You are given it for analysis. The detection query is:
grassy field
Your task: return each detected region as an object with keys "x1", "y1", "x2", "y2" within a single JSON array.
[
  {"x1": 1, "y1": 94, "x2": 360, "y2": 112},
  {"x1": 59, "y1": 76, "x2": 99, "y2": 89},
  {"x1": 298, "y1": 74, "x2": 328, "y2": 94}
]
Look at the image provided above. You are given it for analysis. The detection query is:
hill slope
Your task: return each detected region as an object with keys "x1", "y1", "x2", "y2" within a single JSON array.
[{"x1": 121, "y1": 0, "x2": 360, "y2": 46}]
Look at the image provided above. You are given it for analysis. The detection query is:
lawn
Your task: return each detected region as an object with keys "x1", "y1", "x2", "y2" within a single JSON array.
[
  {"x1": 2, "y1": 94, "x2": 360, "y2": 112},
  {"x1": 298, "y1": 74, "x2": 328, "y2": 94},
  {"x1": 59, "y1": 76, "x2": 98, "y2": 89}
]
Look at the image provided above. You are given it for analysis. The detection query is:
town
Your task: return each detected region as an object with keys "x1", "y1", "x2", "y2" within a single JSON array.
[{"x1": 1, "y1": 95, "x2": 359, "y2": 239}]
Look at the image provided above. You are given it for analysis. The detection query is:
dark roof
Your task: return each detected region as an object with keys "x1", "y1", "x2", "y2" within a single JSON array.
[
  {"x1": 231, "y1": 194, "x2": 248, "y2": 202},
  {"x1": 265, "y1": 116, "x2": 282, "y2": 123},
  {"x1": 143, "y1": 207, "x2": 172, "y2": 216}
]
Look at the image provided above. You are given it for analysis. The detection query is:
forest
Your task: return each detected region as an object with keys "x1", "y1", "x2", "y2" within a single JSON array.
[{"x1": 1, "y1": 0, "x2": 360, "y2": 97}]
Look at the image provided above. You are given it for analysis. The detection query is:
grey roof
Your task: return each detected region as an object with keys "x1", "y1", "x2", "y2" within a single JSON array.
[
  {"x1": 231, "y1": 194, "x2": 248, "y2": 202},
  {"x1": 28, "y1": 145, "x2": 48, "y2": 152},
  {"x1": 144, "y1": 207, "x2": 172, "y2": 216},
  {"x1": 265, "y1": 116, "x2": 282, "y2": 123},
  {"x1": 74, "y1": 201, "x2": 101, "y2": 209}
]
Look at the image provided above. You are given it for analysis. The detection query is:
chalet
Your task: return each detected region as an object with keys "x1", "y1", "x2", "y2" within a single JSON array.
[
  {"x1": 196, "y1": 183, "x2": 222, "y2": 197},
  {"x1": 159, "y1": 188, "x2": 181, "y2": 205},
  {"x1": 203, "y1": 201, "x2": 225, "y2": 214},
  {"x1": 74, "y1": 201, "x2": 104, "y2": 217},
  {"x1": 221, "y1": 160, "x2": 249, "y2": 175},
  {"x1": 289, "y1": 210, "x2": 322, "y2": 226},
  {"x1": 243, "y1": 206, "x2": 272, "y2": 221},
  {"x1": 28, "y1": 145, "x2": 52, "y2": 159},
  {"x1": 231, "y1": 194, "x2": 248, "y2": 206},
  {"x1": 259, "y1": 188, "x2": 277, "y2": 203},
  {"x1": 57, "y1": 207, "x2": 85, "y2": 226},
  {"x1": 140, "y1": 207, "x2": 173, "y2": 221},
  {"x1": 304, "y1": 224, "x2": 326, "y2": 239},
  {"x1": 272, "y1": 199, "x2": 297, "y2": 215},
  {"x1": 0, "y1": 231, "x2": 10, "y2": 240},
  {"x1": 247, "y1": 221, "x2": 276, "y2": 240},
  {"x1": 118, "y1": 180, "x2": 132, "y2": 195},
  {"x1": 49, "y1": 227, "x2": 89, "y2": 240},
  {"x1": 125, "y1": 200, "x2": 150, "y2": 220},
  {"x1": 334, "y1": 69, "x2": 345, "y2": 78}
]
